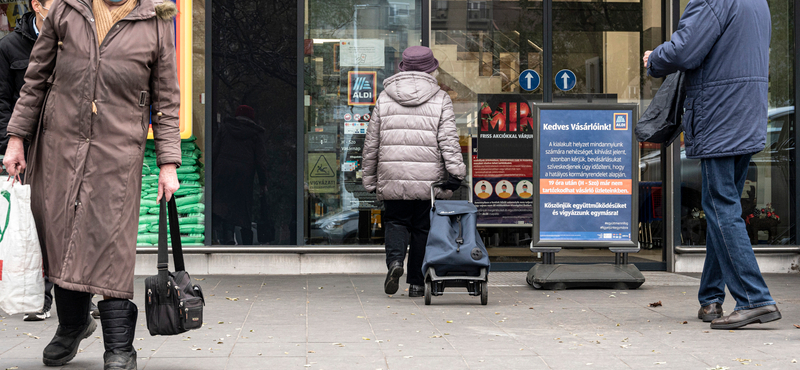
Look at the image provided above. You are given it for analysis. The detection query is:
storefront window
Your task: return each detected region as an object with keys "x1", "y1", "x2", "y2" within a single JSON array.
[
  {"x1": 303, "y1": 0, "x2": 422, "y2": 245},
  {"x1": 433, "y1": 0, "x2": 543, "y2": 262},
  {"x1": 679, "y1": 0, "x2": 795, "y2": 246},
  {"x1": 133, "y1": 0, "x2": 206, "y2": 248},
  {"x1": 211, "y1": 0, "x2": 298, "y2": 245},
  {"x1": 0, "y1": 1, "x2": 29, "y2": 38}
]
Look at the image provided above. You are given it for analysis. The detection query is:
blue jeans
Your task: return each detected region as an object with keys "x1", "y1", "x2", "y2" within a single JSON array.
[{"x1": 697, "y1": 154, "x2": 775, "y2": 311}]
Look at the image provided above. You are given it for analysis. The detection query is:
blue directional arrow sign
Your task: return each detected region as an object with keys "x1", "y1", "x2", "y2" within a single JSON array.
[
  {"x1": 555, "y1": 69, "x2": 576, "y2": 91},
  {"x1": 519, "y1": 69, "x2": 540, "y2": 91}
]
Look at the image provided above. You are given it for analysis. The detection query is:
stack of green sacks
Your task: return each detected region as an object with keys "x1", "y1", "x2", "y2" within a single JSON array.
[{"x1": 137, "y1": 136, "x2": 206, "y2": 247}]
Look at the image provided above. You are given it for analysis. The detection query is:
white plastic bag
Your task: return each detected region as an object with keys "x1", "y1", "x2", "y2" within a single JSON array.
[{"x1": 0, "y1": 180, "x2": 44, "y2": 315}]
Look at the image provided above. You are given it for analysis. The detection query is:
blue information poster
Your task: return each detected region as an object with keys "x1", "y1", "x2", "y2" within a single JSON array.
[{"x1": 536, "y1": 107, "x2": 636, "y2": 243}]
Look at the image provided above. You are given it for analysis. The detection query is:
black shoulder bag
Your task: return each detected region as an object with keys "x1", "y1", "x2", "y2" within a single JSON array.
[{"x1": 144, "y1": 198, "x2": 205, "y2": 336}]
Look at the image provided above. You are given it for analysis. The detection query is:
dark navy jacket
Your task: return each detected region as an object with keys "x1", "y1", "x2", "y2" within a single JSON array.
[{"x1": 648, "y1": 0, "x2": 771, "y2": 159}]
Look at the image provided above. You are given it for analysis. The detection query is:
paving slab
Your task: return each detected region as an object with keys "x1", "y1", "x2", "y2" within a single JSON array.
[{"x1": 0, "y1": 272, "x2": 798, "y2": 369}]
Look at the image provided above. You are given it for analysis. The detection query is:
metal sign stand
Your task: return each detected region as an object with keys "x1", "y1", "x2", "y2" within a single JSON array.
[
  {"x1": 527, "y1": 246, "x2": 645, "y2": 290},
  {"x1": 527, "y1": 104, "x2": 645, "y2": 290}
]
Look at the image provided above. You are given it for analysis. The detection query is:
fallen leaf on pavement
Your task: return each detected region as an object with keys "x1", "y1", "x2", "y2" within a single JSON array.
[
  {"x1": 649, "y1": 301, "x2": 662, "y2": 307},
  {"x1": 794, "y1": 325, "x2": 800, "y2": 329},
  {"x1": 682, "y1": 321, "x2": 688, "y2": 324},
  {"x1": 225, "y1": 297, "x2": 239, "y2": 301}
]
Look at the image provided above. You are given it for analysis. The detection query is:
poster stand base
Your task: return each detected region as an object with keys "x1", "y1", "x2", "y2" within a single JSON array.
[{"x1": 526, "y1": 248, "x2": 645, "y2": 290}]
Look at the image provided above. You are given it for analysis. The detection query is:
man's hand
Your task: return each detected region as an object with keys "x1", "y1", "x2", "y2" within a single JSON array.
[
  {"x1": 157, "y1": 164, "x2": 180, "y2": 202},
  {"x1": 2, "y1": 136, "x2": 26, "y2": 177},
  {"x1": 643, "y1": 50, "x2": 653, "y2": 68}
]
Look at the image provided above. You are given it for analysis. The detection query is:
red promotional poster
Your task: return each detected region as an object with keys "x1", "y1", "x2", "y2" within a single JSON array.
[
  {"x1": 477, "y1": 94, "x2": 534, "y2": 160},
  {"x1": 472, "y1": 138, "x2": 533, "y2": 226}
]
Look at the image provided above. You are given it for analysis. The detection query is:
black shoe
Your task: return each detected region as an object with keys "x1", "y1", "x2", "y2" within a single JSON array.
[
  {"x1": 408, "y1": 285, "x2": 424, "y2": 297},
  {"x1": 697, "y1": 303, "x2": 723, "y2": 322},
  {"x1": 710, "y1": 304, "x2": 781, "y2": 330},
  {"x1": 42, "y1": 314, "x2": 97, "y2": 366},
  {"x1": 384, "y1": 261, "x2": 404, "y2": 295},
  {"x1": 99, "y1": 299, "x2": 138, "y2": 370},
  {"x1": 44, "y1": 286, "x2": 94, "y2": 366}
]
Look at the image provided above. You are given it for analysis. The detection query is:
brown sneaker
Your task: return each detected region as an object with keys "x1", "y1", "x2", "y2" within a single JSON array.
[
  {"x1": 710, "y1": 304, "x2": 781, "y2": 330},
  {"x1": 697, "y1": 303, "x2": 723, "y2": 322}
]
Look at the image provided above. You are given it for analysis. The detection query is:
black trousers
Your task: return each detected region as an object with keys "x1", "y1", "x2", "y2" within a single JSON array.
[
  {"x1": 53, "y1": 285, "x2": 91, "y2": 328},
  {"x1": 384, "y1": 200, "x2": 431, "y2": 286},
  {"x1": 43, "y1": 276, "x2": 54, "y2": 312}
]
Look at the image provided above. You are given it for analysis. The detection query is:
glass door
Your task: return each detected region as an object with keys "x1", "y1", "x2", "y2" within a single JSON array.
[
  {"x1": 432, "y1": 0, "x2": 544, "y2": 264},
  {"x1": 303, "y1": 0, "x2": 423, "y2": 245},
  {"x1": 551, "y1": 0, "x2": 666, "y2": 266}
]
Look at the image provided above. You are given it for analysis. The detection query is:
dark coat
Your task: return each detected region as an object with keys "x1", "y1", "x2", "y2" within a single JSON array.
[
  {"x1": 6, "y1": 0, "x2": 182, "y2": 299},
  {"x1": 647, "y1": 0, "x2": 771, "y2": 159},
  {"x1": 212, "y1": 116, "x2": 268, "y2": 227},
  {"x1": 0, "y1": 12, "x2": 37, "y2": 153}
]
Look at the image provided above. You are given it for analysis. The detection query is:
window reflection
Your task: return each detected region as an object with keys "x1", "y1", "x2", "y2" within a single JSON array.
[
  {"x1": 211, "y1": 0, "x2": 298, "y2": 245},
  {"x1": 304, "y1": 0, "x2": 422, "y2": 245},
  {"x1": 679, "y1": 0, "x2": 794, "y2": 246}
]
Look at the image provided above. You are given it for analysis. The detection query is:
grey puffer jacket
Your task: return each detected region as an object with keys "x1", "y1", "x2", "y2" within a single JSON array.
[{"x1": 362, "y1": 71, "x2": 466, "y2": 200}]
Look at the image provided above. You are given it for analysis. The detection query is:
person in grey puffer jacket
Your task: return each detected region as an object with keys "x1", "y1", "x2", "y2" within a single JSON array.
[{"x1": 362, "y1": 46, "x2": 466, "y2": 297}]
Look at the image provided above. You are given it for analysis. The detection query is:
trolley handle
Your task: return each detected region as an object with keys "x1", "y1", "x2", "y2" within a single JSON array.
[{"x1": 430, "y1": 180, "x2": 472, "y2": 208}]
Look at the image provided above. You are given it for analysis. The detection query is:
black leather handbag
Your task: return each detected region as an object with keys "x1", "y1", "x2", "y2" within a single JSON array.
[{"x1": 144, "y1": 198, "x2": 205, "y2": 336}]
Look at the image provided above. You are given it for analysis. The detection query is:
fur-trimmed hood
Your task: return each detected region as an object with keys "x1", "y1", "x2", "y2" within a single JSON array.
[
  {"x1": 61, "y1": 0, "x2": 178, "y2": 21},
  {"x1": 154, "y1": 0, "x2": 178, "y2": 20}
]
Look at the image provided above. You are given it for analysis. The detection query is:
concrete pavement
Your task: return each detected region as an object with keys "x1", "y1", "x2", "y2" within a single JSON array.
[{"x1": 1, "y1": 272, "x2": 799, "y2": 369}]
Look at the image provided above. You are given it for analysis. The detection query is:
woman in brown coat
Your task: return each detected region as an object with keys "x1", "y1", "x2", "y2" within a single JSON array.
[{"x1": 2, "y1": 0, "x2": 181, "y2": 368}]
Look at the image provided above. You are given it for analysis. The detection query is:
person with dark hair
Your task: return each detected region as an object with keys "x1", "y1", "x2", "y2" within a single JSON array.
[
  {"x1": 2, "y1": 0, "x2": 182, "y2": 368},
  {"x1": 362, "y1": 46, "x2": 466, "y2": 297},
  {"x1": 0, "y1": 0, "x2": 55, "y2": 322}
]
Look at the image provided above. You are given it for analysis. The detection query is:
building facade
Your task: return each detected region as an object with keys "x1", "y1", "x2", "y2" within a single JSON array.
[{"x1": 2, "y1": 0, "x2": 797, "y2": 274}]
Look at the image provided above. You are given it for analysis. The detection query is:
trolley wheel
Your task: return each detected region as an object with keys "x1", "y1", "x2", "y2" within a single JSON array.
[
  {"x1": 480, "y1": 281, "x2": 488, "y2": 305},
  {"x1": 424, "y1": 280, "x2": 432, "y2": 305}
]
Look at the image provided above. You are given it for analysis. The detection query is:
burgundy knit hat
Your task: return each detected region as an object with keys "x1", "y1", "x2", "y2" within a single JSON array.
[
  {"x1": 235, "y1": 105, "x2": 255, "y2": 120},
  {"x1": 398, "y1": 46, "x2": 439, "y2": 73}
]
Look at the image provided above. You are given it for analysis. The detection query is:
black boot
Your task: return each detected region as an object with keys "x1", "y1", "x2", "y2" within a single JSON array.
[
  {"x1": 99, "y1": 299, "x2": 138, "y2": 370},
  {"x1": 43, "y1": 286, "x2": 96, "y2": 366}
]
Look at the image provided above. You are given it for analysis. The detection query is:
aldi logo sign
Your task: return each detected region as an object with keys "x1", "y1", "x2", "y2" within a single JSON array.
[
  {"x1": 348, "y1": 71, "x2": 377, "y2": 106},
  {"x1": 613, "y1": 113, "x2": 629, "y2": 130}
]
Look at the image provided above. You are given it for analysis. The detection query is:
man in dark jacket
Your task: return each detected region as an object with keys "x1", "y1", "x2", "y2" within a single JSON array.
[
  {"x1": 0, "y1": 2, "x2": 49, "y2": 153},
  {"x1": 0, "y1": 0, "x2": 56, "y2": 322},
  {"x1": 645, "y1": 0, "x2": 779, "y2": 329}
]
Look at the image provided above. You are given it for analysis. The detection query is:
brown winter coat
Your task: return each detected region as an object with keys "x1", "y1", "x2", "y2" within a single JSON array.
[{"x1": 6, "y1": 0, "x2": 181, "y2": 299}]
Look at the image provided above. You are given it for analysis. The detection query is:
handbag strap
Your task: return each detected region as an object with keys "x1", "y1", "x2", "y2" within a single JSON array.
[{"x1": 157, "y1": 197, "x2": 185, "y2": 273}]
